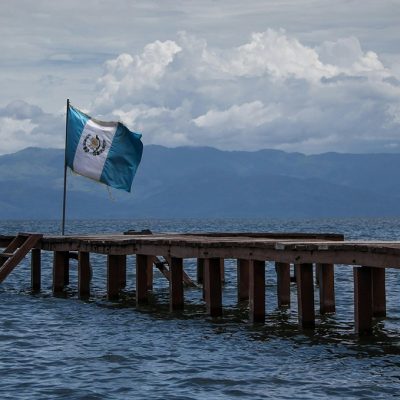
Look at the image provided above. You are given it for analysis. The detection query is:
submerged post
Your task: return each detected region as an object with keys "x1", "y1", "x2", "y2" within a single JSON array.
[
  {"x1": 249, "y1": 260, "x2": 265, "y2": 323},
  {"x1": 318, "y1": 263, "x2": 335, "y2": 314},
  {"x1": 53, "y1": 251, "x2": 69, "y2": 295},
  {"x1": 237, "y1": 259, "x2": 250, "y2": 301},
  {"x1": 354, "y1": 266, "x2": 373, "y2": 335},
  {"x1": 296, "y1": 263, "x2": 315, "y2": 329},
  {"x1": 276, "y1": 262, "x2": 290, "y2": 307},
  {"x1": 107, "y1": 255, "x2": 123, "y2": 301},
  {"x1": 136, "y1": 254, "x2": 149, "y2": 305},
  {"x1": 372, "y1": 267, "x2": 386, "y2": 318},
  {"x1": 78, "y1": 251, "x2": 91, "y2": 299},
  {"x1": 169, "y1": 257, "x2": 184, "y2": 311},
  {"x1": 31, "y1": 248, "x2": 41, "y2": 292},
  {"x1": 204, "y1": 258, "x2": 222, "y2": 317}
]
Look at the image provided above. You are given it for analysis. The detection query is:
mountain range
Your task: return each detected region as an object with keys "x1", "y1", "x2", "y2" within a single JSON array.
[{"x1": 1, "y1": 145, "x2": 400, "y2": 219}]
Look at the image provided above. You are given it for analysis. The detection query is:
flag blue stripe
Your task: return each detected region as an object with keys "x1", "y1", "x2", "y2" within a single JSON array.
[
  {"x1": 66, "y1": 105, "x2": 90, "y2": 168},
  {"x1": 100, "y1": 123, "x2": 143, "y2": 192}
]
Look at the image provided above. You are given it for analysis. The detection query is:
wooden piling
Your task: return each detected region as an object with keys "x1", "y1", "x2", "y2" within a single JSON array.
[
  {"x1": 147, "y1": 256, "x2": 154, "y2": 290},
  {"x1": 136, "y1": 254, "x2": 149, "y2": 305},
  {"x1": 220, "y1": 258, "x2": 225, "y2": 284},
  {"x1": 296, "y1": 263, "x2": 315, "y2": 329},
  {"x1": 31, "y1": 248, "x2": 41, "y2": 292},
  {"x1": 249, "y1": 260, "x2": 265, "y2": 323},
  {"x1": 107, "y1": 255, "x2": 123, "y2": 300},
  {"x1": 64, "y1": 255, "x2": 70, "y2": 286},
  {"x1": 78, "y1": 251, "x2": 90, "y2": 299},
  {"x1": 169, "y1": 257, "x2": 184, "y2": 311},
  {"x1": 372, "y1": 267, "x2": 386, "y2": 318},
  {"x1": 318, "y1": 263, "x2": 336, "y2": 314},
  {"x1": 276, "y1": 262, "x2": 290, "y2": 307},
  {"x1": 237, "y1": 259, "x2": 250, "y2": 301},
  {"x1": 204, "y1": 258, "x2": 222, "y2": 317},
  {"x1": 354, "y1": 266, "x2": 373, "y2": 335},
  {"x1": 118, "y1": 255, "x2": 127, "y2": 290},
  {"x1": 53, "y1": 251, "x2": 69, "y2": 295},
  {"x1": 197, "y1": 258, "x2": 204, "y2": 284}
]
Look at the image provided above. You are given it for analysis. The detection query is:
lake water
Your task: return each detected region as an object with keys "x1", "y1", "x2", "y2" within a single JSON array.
[{"x1": 1, "y1": 218, "x2": 400, "y2": 399}]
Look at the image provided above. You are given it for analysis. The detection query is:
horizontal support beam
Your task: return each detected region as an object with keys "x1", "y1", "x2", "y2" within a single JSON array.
[{"x1": 36, "y1": 238, "x2": 400, "y2": 269}]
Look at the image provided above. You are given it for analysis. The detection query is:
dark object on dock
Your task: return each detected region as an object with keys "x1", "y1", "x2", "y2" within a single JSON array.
[{"x1": 0, "y1": 230, "x2": 396, "y2": 336}]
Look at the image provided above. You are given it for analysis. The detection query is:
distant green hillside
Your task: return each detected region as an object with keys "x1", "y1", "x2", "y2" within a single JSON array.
[{"x1": 1, "y1": 145, "x2": 400, "y2": 219}]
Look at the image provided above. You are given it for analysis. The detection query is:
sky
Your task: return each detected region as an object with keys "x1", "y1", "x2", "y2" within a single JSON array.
[{"x1": 0, "y1": 0, "x2": 399, "y2": 155}]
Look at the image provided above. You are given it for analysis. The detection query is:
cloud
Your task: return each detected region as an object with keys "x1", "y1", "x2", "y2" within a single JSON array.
[
  {"x1": 89, "y1": 30, "x2": 400, "y2": 153},
  {"x1": 1, "y1": 28, "x2": 400, "y2": 155},
  {"x1": 95, "y1": 40, "x2": 182, "y2": 111},
  {"x1": 0, "y1": 100, "x2": 63, "y2": 154}
]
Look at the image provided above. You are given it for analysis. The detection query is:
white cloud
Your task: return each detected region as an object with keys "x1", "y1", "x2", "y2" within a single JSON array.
[
  {"x1": 0, "y1": 100, "x2": 63, "y2": 154},
  {"x1": 95, "y1": 40, "x2": 182, "y2": 110},
  {"x1": 1, "y1": 28, "x2": 400, "y2": 155},
  {"x1": 193, "y1": 101, "x2": 281, "y2": 130},
  {"x1": 89, "y1": 30, "x2": 400, "y2": 153}
]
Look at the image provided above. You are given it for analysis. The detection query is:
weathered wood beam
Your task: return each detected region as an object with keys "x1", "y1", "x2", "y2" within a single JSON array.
[
  {"x1": 31, "y1": 248, "x2": 41, "y2": 292},
  {"x1": 169, "y1": 257, "x2": 184, "y2": 311},
  {"x1": 118, "y1": 255, "x2": 127, "y2": 290},
  {"x1": 249, "y1": 260, "x2": 265, "y2": 323},
  {"x1": 318, "y1": 263, "x2": 335, "y2": 314},
  {"x1": 220, "y1": 258, "x2": 225, "y2": 284},
  {"x1": 107, "y1": 255, "x2": 123, "y2": 301},
  {"x1": 237, "y1": 259, "x2": 250, "y2": 301},
  {"x1": 354, "y1": 266, "x2": 373, "y2": 335},
  {"x1": 276, "y1": 262, "x2": 290, "y2": 308},
  {"x1": 78, "y1": 251, "x2": 90, "y2": 299},
  {"x1": 146, "y1": 256, "x2": 154, "y2": 290},
  {"x1": 136, "y1": 254, "x2": 149, "y2": 305},
  {"x1": 197, "y1": 258, "x2": 204, "y2": 284},
  {"x1": 296, "y1": 263, "x2": 315, "y2": 329},
  {"x1": 53, "y1": 251, "x2": 69, "y2": 295},
  {"x1": 372, "y1": 267, "x2": 386, "y2": 318},
  {"x1": 204, "y1": 258, "x2": 222, "y2": 317}
]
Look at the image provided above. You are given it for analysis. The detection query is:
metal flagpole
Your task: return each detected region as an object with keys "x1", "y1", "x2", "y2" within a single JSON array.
[{"x1": 61, "y1": 98, "x2": 70, "y2": 236}]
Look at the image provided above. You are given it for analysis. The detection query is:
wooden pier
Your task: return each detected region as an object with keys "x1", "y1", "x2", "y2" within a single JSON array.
[{"x1": 0, "y1": 231, "x2": 399, "y2": 335}]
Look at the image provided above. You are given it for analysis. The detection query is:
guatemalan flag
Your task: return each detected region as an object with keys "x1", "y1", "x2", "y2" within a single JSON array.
[{"x1": 66, "y1": 104, "x2": 143, "y2": 192}]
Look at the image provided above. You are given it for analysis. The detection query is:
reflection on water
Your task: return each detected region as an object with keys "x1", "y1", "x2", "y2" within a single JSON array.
[{"x1": 0, "y1": 218, "x2": 400, "y2": 399}]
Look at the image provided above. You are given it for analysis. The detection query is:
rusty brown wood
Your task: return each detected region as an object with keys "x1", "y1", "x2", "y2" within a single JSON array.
[
  {"x1": 372, "y1": 267, "x2": 386, "y2": 318},
  {"x1": 136, "y1": 254, "x2": 149, "y2": 305},
  {"x1": 354, "y1": 266, "x2": 373, "y2": 335},
  {"x1": 197, "y1": 258, "x2": 204, "y2": 284},
  {"x1": 64, "y1": 255, "x2": 70, "y2": 286},
  {"x1": 276, "y1": 262, "x2": 290, "y2": 307},
  {"x1": 118, "y1": 255, "x2": 127, "y2": 289},
  {"x1": 36, "y1": 234, "x2": 400, "y2": 270},
  {"x1": 296, "y1": 263, "x2": 315, "y2": 329},
  {"x1": 78, "y1": 251, "x2": 91, "y2": 299},
  {"x1": 107, "y1": 255, "x2": 122, "y2": 301},
  {"x1": 53, "y1": 250, "x2": 69, "y2": 295},
  {"x1": 220, "y1": 258, "x2": 225, "y2": 284},
  {"x1": 249, "y1": 260, "x2": 265, "y2": 323},
  {"x1": 147, "y1": 256, "x2": 154, "y2": 290},
  {"x1": 0, "y1": 233, "x2": 42, "y2": 282},
  {"x1": 237, "y1": 259, "x2": 250, "y2": 301},
  {"x1": 318, "y1": 263, "x2": 335, "y2": 314},
  {"x1": 31, "y1": 248, "x2": 41, "y2": 292},
  {"x1": 163, "y1": 256, "x2": 196, "y2": 288},
  {"x1": 169, "y1": 257, "x2": 184, "y2": 311},
  {"x1": 204, "y1": 258, "x2": 222, "y2": 317}
]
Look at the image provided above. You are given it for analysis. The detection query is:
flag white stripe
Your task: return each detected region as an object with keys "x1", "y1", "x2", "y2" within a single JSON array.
[{"x1": 73, "y1": 119, "x2": 117, "y2": 181}]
